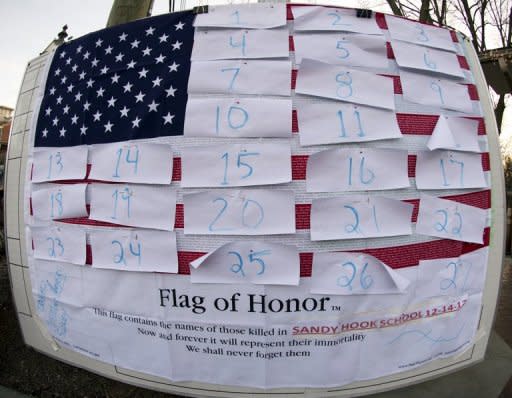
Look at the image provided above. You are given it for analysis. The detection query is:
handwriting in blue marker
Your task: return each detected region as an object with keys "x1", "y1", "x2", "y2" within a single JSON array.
[
  {"x1": 229, "y1": 33, "x2": 246, "y2": 56},
  {"x1": 337, "y1": 108, "x2": 365, "y2": 138},
  {"x1": 348, "y1": 156, "x2": 376, "y2": 186},
  {"x1": 231, "y1": 10, "x2": 241, "y2": 24},
  {"x1": 221, "y1": 149, "x2": 260, "y2": 185},
  {"x1": 423, "y1": 50, "x2": 437, "y2": 69},
  {"x1": 328, "y1": 12, "x2": 351, "y2": 27},
  {"x1": 46, "y1": 236, "x2": 65, "y2": 258},
  {"x1": 344, "y1": 205, "x2": 360, "y2": 233},
  {"x1": 50, "y1": 190, "x2": 64, "y2": 219},
  {"x1": 112, "y1": 237, "x2": 142, "y2": 266},
  {"x1": 336, "y1": 261, "x2": 373, "y2": 291},
  {"x1": 430, "y1": 81, "x2": 445, "y2": 105},
  {"x1": 434, "y1": 206, "x2": 463, "y2": 237},
  {"x1": 336, "y1": 39, "x2": 351, "y2": 59},
  {"x1": 221, "y1": 67, "x2": 241, "y2": 91},
  {"x1": 229, "y1": 249, "x2": 271, "y2": 277},
  {"x1": 215, "y1": 105, "x2": 249, "y2": 134},
  {"x1": 113, "y1": 145, "x2": 139, "y2": 178},
  {"x1": 439, "y1": 154, "x2": 465, "y2": 187},
  {"x1": 440, "y1": 259, "x2": 472, "y2": 292},
  {"x1": 47, "y1": 151, "x2": 63, "y2": 179},
  {"x1": 388, "y1": 324, "x2": 465, "y2": 346},
  {"x1": 208, "y1": 196, "x2": 264, "y2": 232},
  {"x1": 335, "y1": 71, "x2": 353, "y2": 99},
  {"x1": 111, "y1": 186, "x2": 132, "y2": 220},
  {"x1": 37, "y1": 270, "x2": 69, "y2": 337},
  {"x1": 415, "y1": 25, "x2": 430, "y2": 42}
]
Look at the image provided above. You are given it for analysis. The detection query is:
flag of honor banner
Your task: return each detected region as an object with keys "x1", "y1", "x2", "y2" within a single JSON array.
[{"x1": 20, "y1": 3, "x2": 497, "y2": 393}]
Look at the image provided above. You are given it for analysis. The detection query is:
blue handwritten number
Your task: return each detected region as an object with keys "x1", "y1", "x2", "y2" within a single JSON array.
[
  {"x1": 336, "y1": 39, "x2": 350, "y2": 59},
  {"x1": 129, "y1": 239, "x2": 142, "y2": 265},
  {"x1": 435, "y1": 209, "x2": 449, "y2": 232},
  {"x1": 328, "y1": 12, "x2": 351, "y2": 26},
  {"x1": 229, "y1": 251, "x2": 245, "y2": 276},
  {"x1": 111, "y1": 187, "x2": 132, "y2": 219},
  {"x1": 113, "y1": 146, "x2": 139, "y2": 178},
  {"x1": 231, "y1": 10, "x2": 241, "y2": 24},
  {"x1": 452, "y1": 207, "x2": 462, "y2": 236},
  {"x1": 348, "y1": 156, "x2": 375, "y2": 186},
  {"x1": 337, "y1": 109, "x2": 365, "y2": 138},
  {"x1": 242, "y1": 199, "x2": 264, "y2": 228},
  {"x1": 337, "y1": 261, "x2": 373, "y2": 290},
  {"x1": 112, "y1": 240, "x2": 125, "y2": 264},
  {"x1": 238, "y1": 151, "x2": 259, "y2": 179},
  {"x1": 220, "y1": 150, "x2": 259, "y2": 185},
  {"x1": 344, "y1": 205, "x2": 360, "y2": 233},
  {"x1": 439, "y1": 155, "x2": 465, "y2": 187},
  {"x1": 360, "y1": 263, "x2": 374, "y2": 289},
  {"x1": 208, "y1": 197, "x2": 264, "y2": 231},
  {"x1": 416, "y1": 25, "x2": 430, "y2": 42},
  {"x1": 229, "y1": 249, "x2": 271, "y2": 277},
  {"x1": 47, "y1": 152, "x2": 63, "y2": 179},
  {"x1": 431, "y1": 81, "x2": 444, "y2": 105},
  {"x1": 435, "y1": 208, "x2": 463, "y2": 237},
  {"x1": 423, "y1": 50, "x2": 437, "y2": 69},
  {"x1": 335, "y1": 72, "x2": 353, "y2": 98},
  {"x1": 50, "y1": 190, "x2": 63, "y2": 218},
  {"x1": 229, "y1": 34, "x2": 246, "y2": 56},
  {"x1": 46, "y1": 237, "x2": 64, "y2": 258},
  {"x1": 209, "y1": 197, "x2": 231, "y2": 232},
  {"x1": 228, "y1": 106, "x2": 249, "y2": 129},
  {"x1": 221, "y1": 67, "x2": 241, "y2": 91},
  {"x1": 337, "y1": 261, "x2": 357, "y2": 290}
]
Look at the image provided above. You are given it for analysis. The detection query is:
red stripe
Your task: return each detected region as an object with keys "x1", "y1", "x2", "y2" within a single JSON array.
[
  {"x1": 292, "y1": 109, "x2": 298, "y2": 133},
  {"x1": 289, "y1": 35, "x2": 295, "y2": 52},
  {"x1": 458, "y1": 55, "x2": 470, "y2": 70},
  {"x1": 386, "y1": 42, "x2": 394, "y2": 59},
  {"x1": 375, "y1": 12, "x2": 387, "y2": 29},
  {"x1": 82, "y1": 231, "x2": 489, "y2": 276},
  {"x1": 291, "y1": 69, "x2": 297, "y2": 90}
]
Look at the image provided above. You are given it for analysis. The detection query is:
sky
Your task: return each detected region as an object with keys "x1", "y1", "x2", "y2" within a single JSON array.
[{"x1": 0, "y1": 0, "x2": 510, "y2": 142}]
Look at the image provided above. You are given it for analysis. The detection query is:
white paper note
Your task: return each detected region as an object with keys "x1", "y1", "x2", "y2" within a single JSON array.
[
  {"x1": 89, "y1": 184, "x2": 176, "y2": 231},
  {"x1": 181, "y1": 143, "x2": 291, "y2": 188},
  {"x1": 310, "y1": 196, "x2": 413, "y2": 241},
  {"x1": 415, "y1": 150, "x2": 486, "y2": 189},
  {"x1": 32, "y1": 146, "x2": 88, "y2": 183},
  {"x1": 392, "y1": 41, "x2": 463, "y2": 78},
  {"x1": 416, "y1": 194, "x2": 487, "y2": 243},
  {"x1": 428, "y1": 116, "x2": 481, "y2": 152},
  {"x1": 297, "y1": 102, "x2": 401, "y2": 146},
  {"x1": 311, "y1": 252, "x2": 410, "y2": 295},
  {"x1": 90, "y1": 229, "x2": 178, "y2": 273},
  {"x1": 188, "y1": 60, "x2": 291, "y2": 96},
  {"x1": 191, "y1": 28, "x2": 289, "y2": 60},
  {"x1": 400, "y1": 70, "x2": 473, "y2": 113},
  {"x1": 184, "y1": 97, "x2": 292, "y2": 138},
  {"x1": 32, "y1": 184, "x2": 88, "y2": 221},
  {"x1": 415, "y1": 247, "x2": 488, "y2": 299},
  {"x1": 296, "y1": 59, "x2": 395, "y2": 110},
  {"x1": 183, "y1": 189, "x2": 295, "y2": 235},
  {"x1": 32, "y1": 226, "x2": 86, "y2": 265},
  {"x1": 307, "y1": 148, "x2": 410, "y2": 192},
  {"x1": 89, "y1": 142, "x2": 173, "y2": 184},
  {"x1": 190, "y1": 241, "x2": 299, "y2": 285},
  {"x1": 294, "y1": 33, "x2": 388, "y2": 68},
  {"x1": 386, "y1": 15, "x2": 456, "y2": 52},
  {"x1": 292, "y1": 6, "x2": 383, "y2": 35},
  {"x1": 194, "y1": 3, "x2": 286, "y2": 29}
]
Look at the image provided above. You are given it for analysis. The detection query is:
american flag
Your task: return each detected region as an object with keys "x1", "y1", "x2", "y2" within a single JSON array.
[{"x1": 34, "y1": 10, "x2": 195, "y2": 147}]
